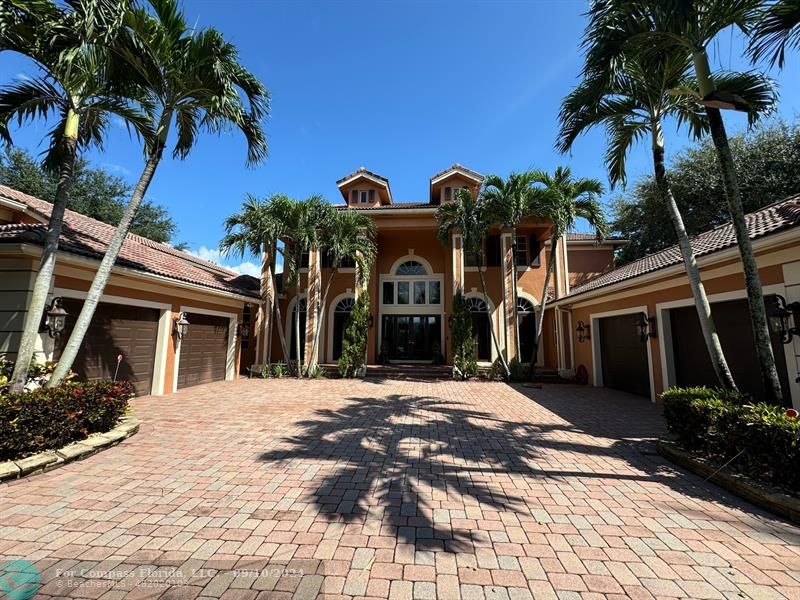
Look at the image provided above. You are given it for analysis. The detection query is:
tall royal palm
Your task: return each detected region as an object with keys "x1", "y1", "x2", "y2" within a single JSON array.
[
  {"x1": 49, "y1": 0, "x2": 269, "y2": 386},
  {"x1": 220, "y1": 194, "x2": 292, "y2": 366},
  {"x1": 482, "y1": 171, "x2": 536, "y2": 361},
  {"x1": 306, "y1": 209, "x2": 376, "y2": 372},
  {"x1": 436, "y1": 188, "x2": 510, "y2": 379},
  {"x1": 749, "y1": 0, "x2": 800, "y2": 68},
  {"x1": 1, "y1": 0, "x2": 150, "y2": 392},
  {"x1": 583, "y1": 0, "x2": 784, "y2": 402},
  {"x1": 526, "y1": 167, "x2": 607, "y2": 380},
  {"x1": 558, "y1": 49, "x2": 768, "y2": 389}
]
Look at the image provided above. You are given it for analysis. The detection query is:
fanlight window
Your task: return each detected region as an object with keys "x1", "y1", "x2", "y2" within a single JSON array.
[
  {"x1": 294, "y1": 298, "x2": 307, "y2": 313},
  {"x1": 517, "y1": 298, "x2": 535, "y2": 313},
  {"x1": 466, "y1": 297, "x2": 489, "y2": 313},
  {"x1": 335, "y1": 297, "x2": 355, "y2": 312},
  {"x1": 395, "y1": 260, "x2": 427, "y2": 276}
]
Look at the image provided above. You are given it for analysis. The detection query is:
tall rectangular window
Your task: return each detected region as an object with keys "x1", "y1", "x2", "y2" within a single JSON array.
[
  {"x1": 383, "y1": 281, "x2": 394, "y2": 304},
  {"x1": 515, "y1": 235, "x2": 528, "y2": 266},
  {"x1": 397, "y1": 281, "x2": 409, "y2": 304},
  {"x1": 414, "y1": 281, "x2": 426, "y2": 304},
  {"x1": 429, "y1": 281, "x2": 441, "y2": 304}
]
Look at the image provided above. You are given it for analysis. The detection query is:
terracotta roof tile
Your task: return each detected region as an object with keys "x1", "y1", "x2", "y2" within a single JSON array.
[
  {"x1": 564, "y1": 194, "x2": 800, "y2": 300},
  {"x1": 565, "y1": 232, "x2": 627, "y2": 243},
  {"x1": 430, "y1": 163, "x2": 484, "y2": 182},
  {"x1": 335, "y1": 202, "x2": 434, "y2": 211},
  {"x1": 0, "y1": 185, "x2": 260, "y2": 298}
]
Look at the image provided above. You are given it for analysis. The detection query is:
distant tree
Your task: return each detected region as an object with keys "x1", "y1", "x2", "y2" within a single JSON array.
[
  {"x1": 0, "y1": 148, "x2": 177, "y2": 243},
  {"x1": 612, "y1": 120, "x2": 800, "y2": 264}
]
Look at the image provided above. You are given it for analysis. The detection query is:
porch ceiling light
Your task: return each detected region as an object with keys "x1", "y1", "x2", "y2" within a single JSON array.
[
  {"x1": 45, "y1": 297, "x2": 68, "y2": 338},
  {"x1": 768, "y1": 294, "x2": 800, "y2": 344},
  {"x1": 174, "y1": 312, "x2": 190, "y2": 339},
  {"x1": 636, "y1": 313, "x2": 656, "y2": 343},
  {"x1": 576, "y1": 320, "x2": 590, "y2": 343}
]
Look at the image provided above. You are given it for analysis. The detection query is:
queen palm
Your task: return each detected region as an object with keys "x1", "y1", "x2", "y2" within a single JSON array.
[
  {"x1": 482, "y1": 171, "x2": 536, "y2": 361},
  {"x1": 526, "y1": 167, "x2": 607, "y2": 380},
  {"x1": 220, "y1": 194, "x2": 292, "y2": 366},
  {"x1": 749, "y1": 0, "x2": 800, "y2": 68},
  {"x1": 306, "y1": 209, "x2": 376, "y2": 373},
  {"x1": 436, "y1": 188, "x2": 510, "y2": 379},
  {"x1": 558, "y1": 50, "x2": 756, "y2": 389},
  {"x1": 1, "y1": 0, "x2": 151, "y2": 392},
  {"x1": 583, "y1": 0, "x2": 784, "y2": 402},
  {"x1": 49, "y1": 0, "x2": 269, "y2": 387}
]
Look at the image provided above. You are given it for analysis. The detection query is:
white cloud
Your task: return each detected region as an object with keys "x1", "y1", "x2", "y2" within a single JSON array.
[
  {"x1": 102, "y1": 162, "x2": 132, "y2": 176},
  {"x1": 185, "y1": 245, "x2": 262, "y2": 278}
]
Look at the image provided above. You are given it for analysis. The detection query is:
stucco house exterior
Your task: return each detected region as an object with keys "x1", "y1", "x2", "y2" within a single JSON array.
[{"x1": 0, "y1": 185, "x2": 260, "y2": 396}]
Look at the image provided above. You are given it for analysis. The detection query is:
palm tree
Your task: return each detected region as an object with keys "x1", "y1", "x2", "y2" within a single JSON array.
[
  {"x1": 306, "y1": 208, "x2": 376, "y2": 372},
  {"x1": 526, "y1": 167, "x2": 607, "y2": 380},
  {"x1": 436, "y1": 188, "x2": 510, "y2": 379},
  {"x1": 48, "y1": 0, "x2": 269, "y2": 387},
  {"x1": 558, "y1": 50, "x2": 748, "y2": 390},
  {"x1": 583, "y1": 0, "x2": 784, "y2": 403},
  {"x1": 220, "y1": 194, "x2": 292, "y2": 366},
  {"x1": 1, "y1": 0, "x2": 150, "y2": 392},
  {"x1": 482, "y1": 171, "x2": 536, "y2": 361},
  {"x1": 749, "y1": 0, "x2": 800, "y2": 68}
]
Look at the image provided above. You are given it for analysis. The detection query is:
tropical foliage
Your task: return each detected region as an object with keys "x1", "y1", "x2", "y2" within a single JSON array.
[
  {"x1": 450, "y1": 292, "x2": 478, "y2": 380},
  {"x1": 338, "y1": 293, "x2": 370, "y2": 378}
]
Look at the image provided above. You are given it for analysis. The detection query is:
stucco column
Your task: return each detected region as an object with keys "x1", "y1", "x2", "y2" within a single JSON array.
[
  {"x1": 304, "y1": 247, "x2": 322, "y2": 364},
  {"x1": 452, "y1": 231, "x2": 464, "y2": 295},
  {"x1": 500, "y1": 228, "x2": 517, "y2": 361},
  {"x1": 257, "y1": 249, "x2": 274, "y2": 366}
]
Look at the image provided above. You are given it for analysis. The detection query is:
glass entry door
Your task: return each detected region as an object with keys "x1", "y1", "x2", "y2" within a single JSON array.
[{"x1": 381, "y1": 315, "x2": 441, "y2": 361}]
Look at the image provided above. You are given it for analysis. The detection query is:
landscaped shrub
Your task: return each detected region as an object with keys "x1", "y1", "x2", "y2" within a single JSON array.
[
  {"x1": 508, "y1": 358, "x2": 529, "y2": 382},
  {"x1": 662, "y1": 386, "x2": 800, "y2": 491},
  {"x1": 0, "y1": 380, "x2": 133, "y2": 461},
  {"x1": 450, "y1": 293, "x2": 477, "y2": 380},
  {"x1": 338, "y1": 293, "x2": 369, "y2": 378}
]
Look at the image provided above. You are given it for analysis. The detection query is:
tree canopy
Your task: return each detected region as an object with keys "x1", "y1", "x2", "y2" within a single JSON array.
[
  {"x1": 612, "y1": 119, "x2": 800, "y2": 264},
  {"x1": 0, "y1": 148, "x2": 177, "y2": 243}
]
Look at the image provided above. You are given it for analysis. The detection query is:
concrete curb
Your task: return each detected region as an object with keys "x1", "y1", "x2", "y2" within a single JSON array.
[
  {"x1": 0, "y1": 416, "x2": 140, "y2": 483},
  {"x1": 657, "y1": 438, "x2": 800, "y2": 525}
]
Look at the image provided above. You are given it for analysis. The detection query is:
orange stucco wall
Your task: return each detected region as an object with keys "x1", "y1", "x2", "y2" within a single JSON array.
[{"x1": 568, "y1": 247, "x2": 616, "y2": 288}]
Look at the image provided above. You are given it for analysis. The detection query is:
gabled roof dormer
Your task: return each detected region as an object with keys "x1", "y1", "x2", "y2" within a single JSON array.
[
  {"x1": 429, "y1": 163, "x2": 483, "y2": 204},
  {"x1": 337, "y1": 166, "x2": 393, "y2": 208}
]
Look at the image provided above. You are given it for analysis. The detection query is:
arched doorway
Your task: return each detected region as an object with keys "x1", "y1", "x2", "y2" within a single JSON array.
[
  {"x1": 466, "y1": 296, "x2": 491, "y2": 361},
  {"x1": 517, "y1": 297, "x2": 537, "y2": 363},
  {"x1": 287, "y1": 297, "x2": 307, "y2": 361},
  {"x1": 331, "y1": 296, "x2": 355, "y2": 361}
]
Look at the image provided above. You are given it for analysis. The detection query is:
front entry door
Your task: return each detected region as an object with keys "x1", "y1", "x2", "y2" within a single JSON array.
[{"x1": 381, "y1": 315, "x2": 441, "y2": 361}]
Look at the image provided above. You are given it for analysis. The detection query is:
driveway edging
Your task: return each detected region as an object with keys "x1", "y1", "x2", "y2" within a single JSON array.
[{"x1": 0, "y1": 415, "x2": 140, "y2": 482}]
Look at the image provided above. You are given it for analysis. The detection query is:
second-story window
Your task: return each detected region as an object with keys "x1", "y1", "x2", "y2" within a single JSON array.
[{"x1": 515, "y1": 235, "x2": 528, "y2": 266}]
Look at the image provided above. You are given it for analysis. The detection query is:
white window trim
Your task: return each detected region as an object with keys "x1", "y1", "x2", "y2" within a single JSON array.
[
  {"x1": 464, "y1": 289, "x2": 502, "y2": 364},
  {"x1": 326, "y1": 290, "x2": 355, "y2": 363},
  {"x1": 175, "y1": 305, "x2": 238, "y2": 392}
]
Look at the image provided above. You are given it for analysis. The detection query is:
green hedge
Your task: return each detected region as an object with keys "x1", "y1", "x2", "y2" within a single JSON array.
[
  {"x1": 662, "y1": 387, "x2": 800, "y2": 491},
  {"x1": 0, "y1": 380, "x2": 133, "y2": 461}
]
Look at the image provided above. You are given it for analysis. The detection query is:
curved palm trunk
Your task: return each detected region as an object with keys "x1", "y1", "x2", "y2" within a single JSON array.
[
  {"x1": 48, "y1": 147, "x2": 164, "y2": 387},
  {"x1": 269, "y1": 248, "x2": 291, "y2": 365},
  {"x1": 477, "y1": 254, "x2": 510, "y2": 379},
  {"x1": 651, "y1": 121, "x2": 736, "y2": 390},
  {"x1": 527, "y1": 234, "x2": 558, "y2": 381},
  {"x1": 10, "y1": 110, "x2": 80, "y2": 393},
  {"x1": 307, "y1": 266, "x2": 337, "y2": 374},
  {"x1": 693, "y1": 50, "x2": 783, "y2": 403}
]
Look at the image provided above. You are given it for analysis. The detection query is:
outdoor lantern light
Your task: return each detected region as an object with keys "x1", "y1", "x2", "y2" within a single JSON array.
[
  {"x1": 238, "y1": 323, "x2": 250, "y2": 341},
  {"x1": 768, "y1": 294, "x2": 800, "y2": 344},
  {"x1": 636, "y1": 313, "x2": 657, "y2": 342},
  {"x1": 367, "y1": 313, "x2": 374, "y2": 328},
  {"x1": 576, "y1": 320, "x2": 590, "y2": 343},
  {"x1": 44, "y1": 297, "x2": 68, "y2": 338},
  {"x1": 174, "y1": 312, "x2": 189, "y2": 339}
]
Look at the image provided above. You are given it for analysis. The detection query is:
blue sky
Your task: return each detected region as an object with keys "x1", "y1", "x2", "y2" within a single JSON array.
[{"x1": 1, "y1": 0, "x2": 798, "y2": 275}]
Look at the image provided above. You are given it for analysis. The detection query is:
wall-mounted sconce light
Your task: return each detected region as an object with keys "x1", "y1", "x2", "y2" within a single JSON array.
[
  {"x1": 367, "y1": 313, "x2": 374, "y2": 328},
  {"x1": 44, "y1": 297, "x2": 68, "y2": 338},
  {"x1": 173, "y1": 312, "x2": 190, "y2": 339},
  {"x1": 576, "y1": 320, "x2": 590, "y2": 343},
  {"x1": 768, "y1": 294, "x2": 800, "y2": 344},
  {"x1": 636, "y1": 312, "x2": 657, "y2": 342}
]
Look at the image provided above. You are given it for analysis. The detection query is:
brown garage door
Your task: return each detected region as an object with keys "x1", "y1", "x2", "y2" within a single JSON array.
[
  {"x1": 670, "y1": 296, "x2": 790, "y2": 403},
  {"x1": 55, "y1": 299, "x2": 159, "y2": 396},
  {"x1": 598, "y1": 313, "x2": 651, "y2": 398},
  {"x1": 177, "y1": 313, "x2": 229, "y2": 389}
]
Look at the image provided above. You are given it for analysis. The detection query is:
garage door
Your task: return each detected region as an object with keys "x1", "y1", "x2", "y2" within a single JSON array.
[
  {"x1": 598, "y1": 313, "x2": 651, "y2": 398},
  {"x1": 669, "y1": 296, "x2": 790, "y2": 403},
  {"x1": 55, "y1": 298, "x2": 160, "y2": 396},
  {"x1": 177, "y1": 313, "x2": 229, "y2": 389}
]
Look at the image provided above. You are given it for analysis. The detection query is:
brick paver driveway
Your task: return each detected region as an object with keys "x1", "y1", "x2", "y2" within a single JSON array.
[{"x1": 2, "y1": 379, "x2": 799, "y2": 600}]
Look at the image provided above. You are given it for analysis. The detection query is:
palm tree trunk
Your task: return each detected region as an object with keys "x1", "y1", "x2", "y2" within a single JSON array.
[
  {"x1": 692, "y1": 49, "x2": 783, "y2": 403},
  {"x1": 307, "y1": 267, "x2": 336, "y2": 373},
  {"x1": 527, "y1": 234, "x2": 558, "y2": 381},
  {"x1": 269, "y1": 248, "x2": 290, "y2": 365},
  {"x1": 510, "y1": 227, "x2": 522, "y2": 361},
  {"x1": 9, "y1": 109, "x2": 80, "y2": 393},
  {"x1": 651, "y1": 121, "x2": 736, "y2": 390},
  {"x1": 477, "y1": 255, "x2": 510, "y2": 379},
  {"x1": 294, "y1": 295, "x2": 302, "y2": 378},
  {"x1": 48, "y1": 148, "x2": 164, "y2": 387}
]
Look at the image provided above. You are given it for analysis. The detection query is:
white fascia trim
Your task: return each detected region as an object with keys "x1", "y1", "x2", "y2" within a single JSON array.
[
  {"x1": 0, "y1": 197, "x2": 48, "y2": 224},
  {"x1": 429, "y1": 168, "x2": 483, "y2": 187},
  {"x1": 357, "y1": 208, "x2": 437, "y2": 215},
  {"x1": 177, "y1": 305, "x2": 239, "y2": 385}
]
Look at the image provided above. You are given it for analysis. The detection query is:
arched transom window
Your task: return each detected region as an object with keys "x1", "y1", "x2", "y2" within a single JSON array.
[
  {"x1": 466, "y1": 297, "x2": 489, "y2": 313},
  {"x1": 517, "y1": 298, "x2": 535, "y2": 314},
  {"x1": 395, "y1": 260, "x2": 427, "y2": 276},
  {"x1": 335, "y1": 297, "x2": 355, "y2": 312}
]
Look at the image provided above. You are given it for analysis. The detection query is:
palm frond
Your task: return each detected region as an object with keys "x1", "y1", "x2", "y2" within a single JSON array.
[{"x1": 748, "y1": 0, "x2": 800, "y2": 68}]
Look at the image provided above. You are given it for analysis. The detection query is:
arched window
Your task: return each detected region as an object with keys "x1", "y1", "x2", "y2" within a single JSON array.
[
  {"x1": 335, "y1": 298, "x2": 355, "y2": 312},
  {"x1": 517, "y1": 297, "x2": 535, "y2": 314},
  {"x1": 466, "y1": 297, "x2": 489, "y2": 313},
  {"x1": 466, "y1": 296, "x2": 491, "y2": 360},
  {"x1": 395, "y1": 260, "x2": 427, "y2": 276},
  {"x1": 517, "y1": 297, "x2": 537, "y2": 363},
  {"x1": 332, "y1": 297, "x2": 355, "y2": 361}
]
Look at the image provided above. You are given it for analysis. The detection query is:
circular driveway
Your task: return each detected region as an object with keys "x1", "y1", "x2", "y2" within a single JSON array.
[{"x1": 1, "y1": 378, "x2": 798, "y2": 599}]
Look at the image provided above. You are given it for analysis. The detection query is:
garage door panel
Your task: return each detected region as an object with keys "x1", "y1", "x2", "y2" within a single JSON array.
[
  {"x1": 177, "y1": 313, "x2": 229, "y2": 389},
  {"x1": 55, "y1": 299, "x2": 159, "y2": 396},
  {"x1": 598, "y1": 313, "x2": 651, "y2": 398}
]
